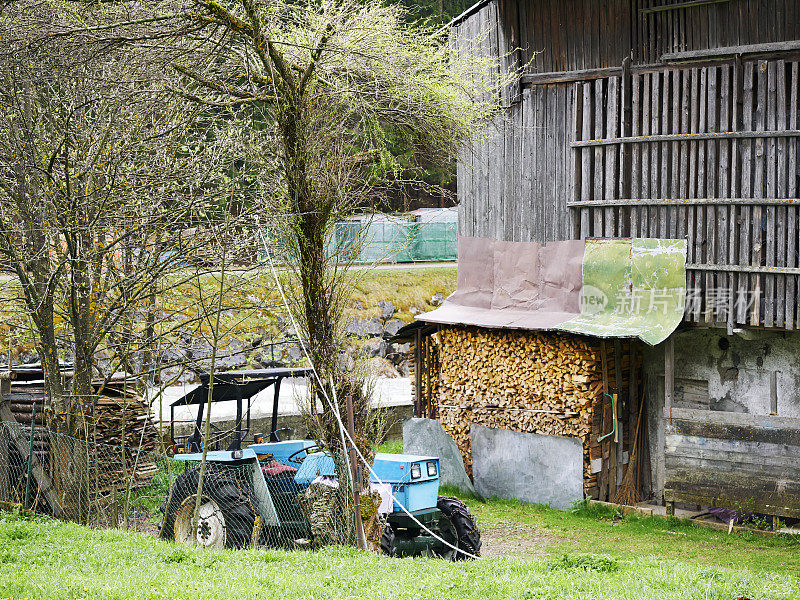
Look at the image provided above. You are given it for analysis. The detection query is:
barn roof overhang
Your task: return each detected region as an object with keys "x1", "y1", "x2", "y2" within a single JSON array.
[{"x1": 417, "y1": 236, "x2": 687, "y2": 346}]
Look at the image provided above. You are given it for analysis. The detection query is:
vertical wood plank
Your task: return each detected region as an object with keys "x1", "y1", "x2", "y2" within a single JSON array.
[
  {"x1": 563, "y1": 84, "x2": 575, "y2": 241},
  {"x1": 659, "y1": 70, "x2": 669, "y2": 238},
  {"x1": 697, "y1": 68, "x2": 708, "y2": 323},
  {"x1": 719, "y1": 65, "x2": 733, "y2": 330},
  {"x1": 678, "y1": 68, "x2": 690, "y2": 241},
  {"x1": 669, "y1": 69, "x2": 680, "y2": 239},
  {"x1": 572, "y1": 84, "x2": 583, "y2": 239},
  {"x1": 620, "y1": 60, "x2": 632, "y2": 237},
  {"x1": 789, "y1": 63, "x2": 799, "y2": 329},
  {"x1": 706, "y1": 67, "x2": 718, "y2": 323},
  {"x1": 605, "y1": 77, "x2": 619, "y2": 237},
  {"x1": 641, "y1": 73, "x2": 651, "y2": 236},
  {"x1": 688, "y1": 68, "x2": 700, "y2": 319},
  {"x1": 764, "y1": 60, "x2": 777, "y2": 327},
  {"x1": 594, "y1": 78, "x2": 605, "y2": 236},
  {"x1": 521, "y1": 87, "x2": 534, "y2": 243},
  {"x1": 775, "y1": 60, "x2": 787, "y2": 328},
  {"x1": 650, "y1": 70, "x2": 661, "y2": 238},
  {"x1": 738, "y1": 61, "x2": 754, "y2": 325},
  {"x1": 665, "y1": 333, "x2": 674, "y2": 423},
  {"x1": 631, "y1": 73, "x2": 641, "y2": 237},
  {"x1": 752, "y1": 60, "x2": 767, "y2": 326},
  {"x1": 581, "y1": 83, "x2": 592, "y2": 239}
]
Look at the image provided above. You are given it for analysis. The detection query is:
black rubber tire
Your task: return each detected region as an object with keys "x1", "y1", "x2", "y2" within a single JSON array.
[
  {"x1": 436, "y1": 496, "x2": 481, "y2": 560},
  {"x1": 159, "y1": 467, "x2": 256, "y2": 549},
  {"x1": 380, "y1": 523, "x2": 396, "y2": 557}
]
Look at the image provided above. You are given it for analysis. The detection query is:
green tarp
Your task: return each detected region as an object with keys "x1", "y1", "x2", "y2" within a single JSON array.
[{"x1": 557, "y1": 238, "x2": 687, "y2": 345}]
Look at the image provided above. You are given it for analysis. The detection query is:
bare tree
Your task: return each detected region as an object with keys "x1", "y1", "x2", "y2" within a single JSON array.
[{"x1": 0, "y1": 0, "x2": 236, "y2": 521}]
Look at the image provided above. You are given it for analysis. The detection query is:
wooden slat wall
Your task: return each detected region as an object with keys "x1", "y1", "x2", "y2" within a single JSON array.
[
  {"x1": 514, "y1": 0, "x2": 632, "y2": 72},
  {"x1": 571, "y1": 59, "x2": 800, "y2": 330},
  {"x1": 452, "y1": 0, "x2": 800, "y2": 327},
  {"x1": 452, "y1": 2, "x2": 575, "y2": 242},
  {"x1": 665, "y1": 408, "x2": 800, "y2": 518},
  {"x1": 502, "y1": 0, "x2": 800, "y2": 74},
  {"x1": 634, "y1": 0, "x2": 800, "y2": 65}
]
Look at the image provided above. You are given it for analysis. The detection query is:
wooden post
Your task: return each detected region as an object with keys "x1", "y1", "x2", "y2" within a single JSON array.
[
  {"x1": 345, "y1": 395, "x2": 366, "y2": 550},
  {"x1": 0, "y1": 380, "x2": 8, "y2": 502},
  {"x1": 609, "y1": 393, "x2": 618, "y2": 499},
  {"x1": 665, "y1": 334, "x2": 674, "y2": 423},
  {"x1": 24, "y1": 403, "x2": 36, "y2": 509},
  {"x1": 414, "y1": 329, "x2": 422, "y2": 418},
  {"x1": 613, "y1": 340, "x2": 624, "y2": 486},
  {"x1": 628, "y1": 342, "x2": 638, "y2": 474}
]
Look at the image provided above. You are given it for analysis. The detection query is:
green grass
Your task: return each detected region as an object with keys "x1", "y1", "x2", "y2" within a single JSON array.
[
  {"x1": 458, "y1": 496, "x2": 800, "y2": 575},
  {"x1": 0, "y1": 510, "x2": 798, "y2": 600},
  {"x1": 376, "y1": 438, "x2": 403, "y2": 454},
  {"x1": 347, "y1": 266, "x2": 456, "y2": 322}
]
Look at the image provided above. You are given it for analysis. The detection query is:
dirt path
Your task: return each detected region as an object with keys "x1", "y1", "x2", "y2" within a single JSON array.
[{"x1": 479, "y1": 521, "x2": 569, "y2": 558}]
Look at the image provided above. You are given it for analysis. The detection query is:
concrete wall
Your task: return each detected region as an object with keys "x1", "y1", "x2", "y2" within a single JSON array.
[{"x1": 643, "y1": 327, "x2": 800, "y2": 502}]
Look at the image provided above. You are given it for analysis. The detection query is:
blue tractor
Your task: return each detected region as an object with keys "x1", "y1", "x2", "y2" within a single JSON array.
[{"x1": 159, "y1": 368, "x2": 481, "y2": 559}]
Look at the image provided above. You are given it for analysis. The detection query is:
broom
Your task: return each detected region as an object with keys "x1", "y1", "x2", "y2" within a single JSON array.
[{"x1": 613, "y1": 382, "x2": 646, "y2": 506}]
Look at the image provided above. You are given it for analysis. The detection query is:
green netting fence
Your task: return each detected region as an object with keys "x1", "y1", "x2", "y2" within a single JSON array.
[{"x1": 258, "y1": 218, "x2": 457, "y2": 264}]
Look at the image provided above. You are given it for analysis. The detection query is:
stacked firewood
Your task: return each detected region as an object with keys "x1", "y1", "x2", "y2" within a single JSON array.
[
  {"x1": 91, "y1": 381, "x2": 159, "y2": 452},
  {"x1": 86, "y1": 380, "x2": 160, "y2": 494},
  {"x1": 436, "y1": 327, "x2": 609, "y2": 489},
  {"x1": 409, "y1": 335, "x2": 441, "y2": 419}
]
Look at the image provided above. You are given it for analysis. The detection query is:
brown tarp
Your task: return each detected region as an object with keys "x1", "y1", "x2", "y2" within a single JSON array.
[{"x1": 420, "y1": 237, "x2": 584, "y2": 330}]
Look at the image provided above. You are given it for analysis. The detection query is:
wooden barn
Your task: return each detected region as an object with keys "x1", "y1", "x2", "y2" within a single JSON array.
[{"x1": 409, "y1": 0, "x2": 800, "y2": 522}]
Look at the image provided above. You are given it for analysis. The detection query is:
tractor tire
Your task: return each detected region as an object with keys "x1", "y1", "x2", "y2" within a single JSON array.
[
  {"x1": 379, "y1": 497, "x2": 481, "y2": 560},
  {"x1": 436, "y1": 496, "x2": 481, "y2": 560},
  {"x1": 379, "y1": 523, "x2": 397, "y2": 557},
  {"x1": 159, "y1": 467, "x2": 256, "y2": 549}
]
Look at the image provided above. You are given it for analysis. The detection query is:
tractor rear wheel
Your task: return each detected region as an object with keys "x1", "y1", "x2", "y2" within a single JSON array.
[
  {"x1": 160, "y1": 468, "x2": 256, "y2": 549},
  {"x1": 435, "y1": 496, "x2": 481, "y2": 560}
]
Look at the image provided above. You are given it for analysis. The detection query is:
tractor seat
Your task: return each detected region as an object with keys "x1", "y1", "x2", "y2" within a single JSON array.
[{"x1": 262, "y1": 460, "x2": 298, "y2": 478}]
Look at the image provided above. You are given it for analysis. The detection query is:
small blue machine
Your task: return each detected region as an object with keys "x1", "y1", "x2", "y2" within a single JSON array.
[{"x1": 160, "y1": 369, "x2": 480, "y2": 559}]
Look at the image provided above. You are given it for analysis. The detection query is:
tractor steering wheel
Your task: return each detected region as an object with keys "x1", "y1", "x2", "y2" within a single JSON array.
[{"x1": 287, "y1": 445, "x2": 319, "y2": 464}]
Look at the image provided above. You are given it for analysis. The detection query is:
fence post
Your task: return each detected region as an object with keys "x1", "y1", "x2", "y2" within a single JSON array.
[
  {"x1": 345, "y1": 394, "x2": 366, "y2": 550},
  {"x1": 0, "y1": 379, "x2": 9, "y2": 502},
  {"x1": 24, "y1": 402, "x2": 36, "y2": 509}
]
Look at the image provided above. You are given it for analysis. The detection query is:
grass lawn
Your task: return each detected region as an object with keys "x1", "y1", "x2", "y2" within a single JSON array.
[{"x1": 1, "y1": 503, "x2": 798, "y2": 600}]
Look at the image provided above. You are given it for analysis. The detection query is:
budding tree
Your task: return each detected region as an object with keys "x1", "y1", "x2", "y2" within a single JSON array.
[{"x1": 165, "y1": 0, "x2": 498, "y2": 460}]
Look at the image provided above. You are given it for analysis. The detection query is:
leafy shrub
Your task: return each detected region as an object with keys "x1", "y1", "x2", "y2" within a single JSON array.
[
  {"x1": 549, "y1": 554, "x2": 620, "y2": 573},
  {"x1": 570, "y1": 499, "x2": 621, "y2": 522}
]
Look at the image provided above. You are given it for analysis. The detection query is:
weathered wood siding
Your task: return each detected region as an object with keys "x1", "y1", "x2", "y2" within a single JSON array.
[
  {"x1": 665, "y1": 408, "x2": 800, "y2": 518},
  {"x1": 633, "y1": 0, "x2": 800, "y2": 65},
  {"x1": 572, "y1": 58, "x2": 800, "y2": 330},
  {"x1": 507, "y1": 0, "x2": 800, "y2": 72},
  {"x1": 452, "y1": 0, "x2": 800, "y2": 329}
]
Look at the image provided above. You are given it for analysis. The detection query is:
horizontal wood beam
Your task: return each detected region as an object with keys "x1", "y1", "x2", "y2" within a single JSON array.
[
  {"x1": 687, "y1": 263, "x2": 800, "y2": 276},
  {"x1": 521, "y1": 67, "x2": 622, "y2": 86},
  {"x1": 568, "y1": 197, "x2": 800, "y2": 207},
  {"x1": 668, "y1": 407, "x2": 800, "y2": 429},
  {"x1": 640, "y1": 0, "x2": 730, "y2": 15},
  {"x1": 662, "y1": 40, "x2": 800, "y2": 62},
  {"x1": 571, "y1": 129, "x2": 800, "y2": 147},
  {"x1": 665, "y1": 487, "x2": 800, "y2": 519}
]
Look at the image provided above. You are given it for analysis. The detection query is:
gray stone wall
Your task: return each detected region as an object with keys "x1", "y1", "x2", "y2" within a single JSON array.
[{"x1": 643, "y1": 327, "x2": 800, "y2": 502}]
